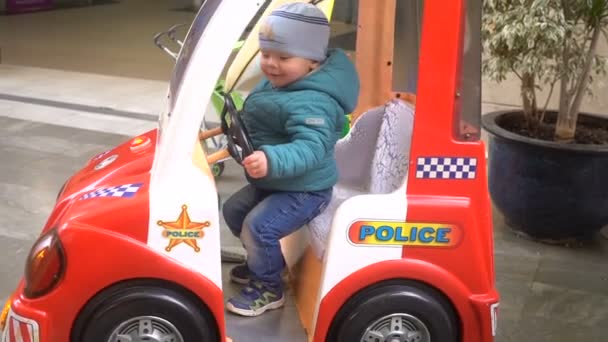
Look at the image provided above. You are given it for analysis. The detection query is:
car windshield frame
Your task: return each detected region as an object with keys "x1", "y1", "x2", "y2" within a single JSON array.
[
  {"x1": 168, "y1": 0, "x2": 223, "y2": 112},
  {"x1": 157, "y1": 0, "x2": 222, "y2": 142}
]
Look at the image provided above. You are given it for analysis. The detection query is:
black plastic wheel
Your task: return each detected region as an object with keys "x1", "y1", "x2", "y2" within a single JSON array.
[
  {"x1": 328, "y1": 280, "x2": 459, "y2": 342},
  {"x1": 212, "y1": 162, "x2": 225, "y2": 177},
  {"x1": 71, "y1": 280, "x2": 219, "y2": 342}
]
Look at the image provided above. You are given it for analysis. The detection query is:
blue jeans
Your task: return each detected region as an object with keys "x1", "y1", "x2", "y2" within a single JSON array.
[{"x1": 223, "y1": 185, "x2": 332, "y2": 289}]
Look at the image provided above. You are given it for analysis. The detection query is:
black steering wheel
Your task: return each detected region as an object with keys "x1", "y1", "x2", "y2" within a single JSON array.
[{"x1": 220, "y1": 93, "x2": 254, "y2": 164}]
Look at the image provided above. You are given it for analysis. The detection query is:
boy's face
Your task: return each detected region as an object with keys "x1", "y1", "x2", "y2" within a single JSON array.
[{"x1": 260, "y1": 49, "x2": 319, "y2": 88}]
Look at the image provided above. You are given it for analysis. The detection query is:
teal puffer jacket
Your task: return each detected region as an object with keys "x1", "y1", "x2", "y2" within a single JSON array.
[{"x1": 241, "y1": 48, "x2": 360, "y2": 192}]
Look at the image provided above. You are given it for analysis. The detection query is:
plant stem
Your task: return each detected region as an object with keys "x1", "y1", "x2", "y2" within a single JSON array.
[
  {"x1": 556, "y1": 22, "x2": 602, "y2": 142},
  {"x1": 571, "y1": 25, "x2": 602, "y2": 117},
  {"x1": 540, "y1": 81, "x2": 557, "y2": 125},
  {"x1": 521, "y1": 72, "x2": 539, "y2": 133},
  {"x1": 558, "y1": 38, "x2": 571, "y2": 126}
]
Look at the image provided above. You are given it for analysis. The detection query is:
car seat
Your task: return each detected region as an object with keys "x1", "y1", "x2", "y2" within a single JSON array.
[{"x1": 307, "y1": 99, "x2": 415, "y2": 259}]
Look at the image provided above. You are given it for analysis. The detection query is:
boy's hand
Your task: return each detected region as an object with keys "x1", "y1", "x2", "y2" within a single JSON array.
[{"x1": 243, "y1": 151, "x2": 268, "y2": 178}]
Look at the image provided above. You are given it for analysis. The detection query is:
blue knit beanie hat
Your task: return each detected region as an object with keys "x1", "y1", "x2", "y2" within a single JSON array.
[{"x1": 259, "y1": 2, "x2": 330, "y2": 62}]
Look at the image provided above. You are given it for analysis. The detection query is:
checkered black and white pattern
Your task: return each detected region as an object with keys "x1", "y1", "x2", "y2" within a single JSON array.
[
  {"x1": 80, "y1": 183, "x2": 143, "y2": 200},
  {"x1": 416, "y1": 157, "x2": 477, "y2": 179}
]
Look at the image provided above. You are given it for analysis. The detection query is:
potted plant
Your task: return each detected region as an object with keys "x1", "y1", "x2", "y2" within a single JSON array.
[{"x1": 481, "y1": 0, "x2": 608, "y2": 242}]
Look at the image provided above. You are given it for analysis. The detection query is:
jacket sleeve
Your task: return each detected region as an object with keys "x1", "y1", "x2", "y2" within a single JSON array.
[{"x1": 260, "y1": 95, "x2": 338, "y2": 179}]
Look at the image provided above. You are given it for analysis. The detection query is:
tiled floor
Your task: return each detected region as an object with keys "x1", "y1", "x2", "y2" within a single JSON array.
[
  {"x1": 3, "y1": 96, "x2": 608, "y2": 341},
  {"x1": 1, "y1": 1, "x2": 608, "y2": 342},
  {"x1": 0, "y1": 113, "x2": 308, "y2": 341}
]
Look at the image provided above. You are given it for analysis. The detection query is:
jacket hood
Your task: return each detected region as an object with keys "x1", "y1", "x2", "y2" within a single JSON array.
[{"x1": 284, "y1": 48, "x2": 360, "y2": 113}]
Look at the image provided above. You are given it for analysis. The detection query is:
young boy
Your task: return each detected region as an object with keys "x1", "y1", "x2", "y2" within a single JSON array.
[{"x1": 223, "y1": 2, "x2": 360, "y2": 317}]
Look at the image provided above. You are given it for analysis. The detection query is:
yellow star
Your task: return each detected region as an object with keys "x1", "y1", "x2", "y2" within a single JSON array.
[{"x1": 157, "y1": 204, "x2": 210, "y2": 252}]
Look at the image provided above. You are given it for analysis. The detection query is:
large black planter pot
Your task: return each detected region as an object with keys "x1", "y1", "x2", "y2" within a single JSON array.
[{"x1": 482, "y1": 111, "x2": 608, "y2": 241}]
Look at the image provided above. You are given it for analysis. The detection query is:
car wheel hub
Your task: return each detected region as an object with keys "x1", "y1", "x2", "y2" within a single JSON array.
[
  {"x1": 361, "y1": 313, "x2": 430, "y2": 342},
  {"x1": 108, "y1": 316, "x2": 183, "y2": 342}
]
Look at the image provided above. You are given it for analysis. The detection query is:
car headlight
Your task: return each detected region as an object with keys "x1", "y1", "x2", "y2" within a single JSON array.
[{"x1": 24, "y1": 228, "x2": 66, "y2": 299}]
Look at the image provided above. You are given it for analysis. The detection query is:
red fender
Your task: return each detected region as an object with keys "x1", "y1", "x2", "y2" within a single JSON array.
[
  {"x1": 313, "y1": 258, "x2": 490, "y2": 342},
  {"x1": 12, "y1": 224, "x2": 225, "y2": 342}
]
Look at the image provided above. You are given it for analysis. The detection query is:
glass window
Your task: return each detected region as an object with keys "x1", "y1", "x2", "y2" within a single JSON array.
[
  {"x1": 168, "y1": 0, "x2": 222, "y2": 112},
  {"x1": 455, "y1": 0, "x2": 481, "y2": 141},
  {"x1": 329, "y1": 0, "x2": 358, "y2": 53},
  {"x1": 392, "y1": 0, "x2": 424, "y2": 93}
]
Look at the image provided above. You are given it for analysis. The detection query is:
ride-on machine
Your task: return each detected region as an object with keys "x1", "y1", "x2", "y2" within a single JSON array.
[{"x1": 1, "y1": 0, "x2": 498, "y2": 341}]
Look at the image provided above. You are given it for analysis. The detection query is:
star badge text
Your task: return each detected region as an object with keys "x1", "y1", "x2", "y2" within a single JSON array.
[{"x1": 157, "y1": 204, "x2": 211, "y2": 252}]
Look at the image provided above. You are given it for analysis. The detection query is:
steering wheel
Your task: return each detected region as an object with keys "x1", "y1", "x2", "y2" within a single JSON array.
[
  {"x1": 219, "y1": 93, "x2": 254, "y2": 164},
  {"x1": 198, "y1": 92, "x2": 254, "y2": 168}
]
